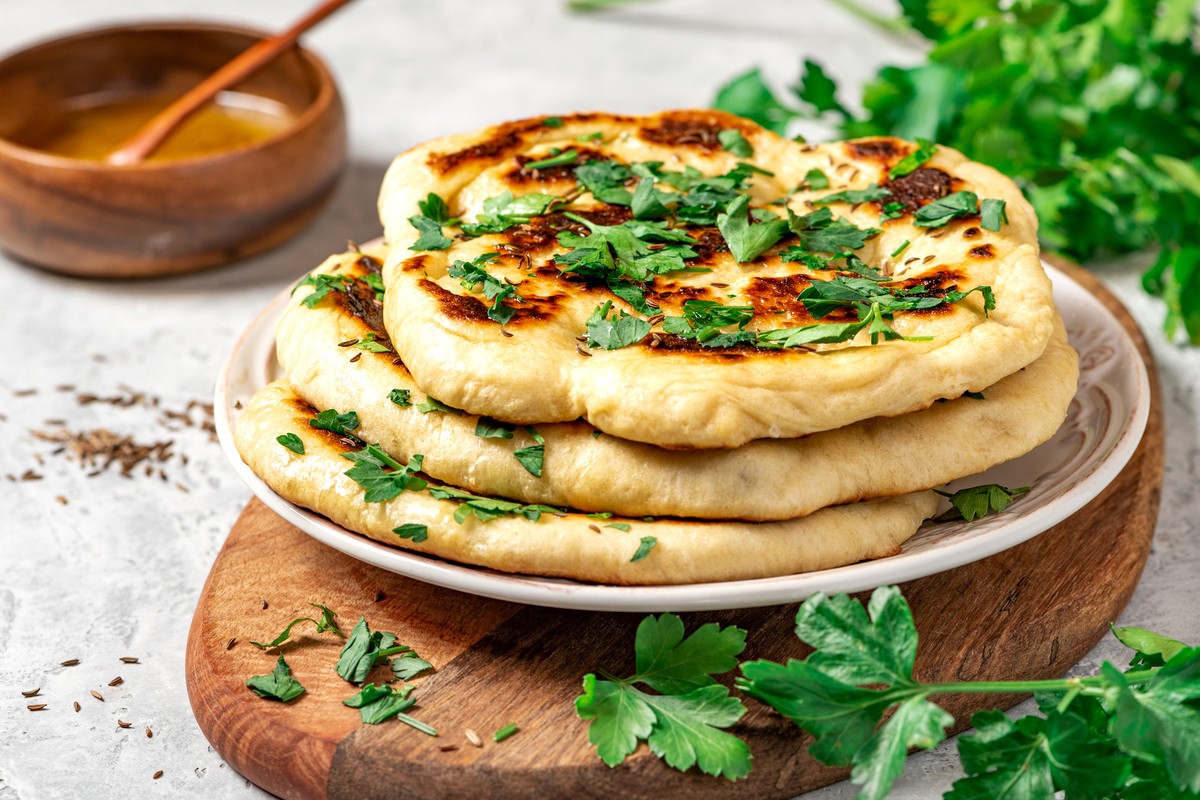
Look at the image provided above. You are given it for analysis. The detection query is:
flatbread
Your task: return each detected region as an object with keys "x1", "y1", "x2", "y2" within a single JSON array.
[
  {"x1": 233, "y1": 380, "x2": 938, "y2": 585},
  {"x1": 379, "y1": 110, "x2": 1054, "y2": 448},
  {"x1": 278, "y1": 249, "x2": 1077, "y2": 521}
]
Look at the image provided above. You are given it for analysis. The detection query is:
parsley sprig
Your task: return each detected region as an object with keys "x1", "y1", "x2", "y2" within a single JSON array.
[
  {"x1": 340, "y1": 445, "x2": 428, "y2": 502},
  {"x1": 715, "y1": 3, "x2": 1200, "y2": 342},
  {"x1": 737, "y1": 586, "x2": 1200, "y2": 800},
  {"x1": 576, "y1": 614, "x2": 752, "y2": 780}
]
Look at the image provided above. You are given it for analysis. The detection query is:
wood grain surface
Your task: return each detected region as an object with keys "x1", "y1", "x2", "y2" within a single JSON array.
[{"x1": 186, "y1": 261, "x2": 1163, "y2": 800}]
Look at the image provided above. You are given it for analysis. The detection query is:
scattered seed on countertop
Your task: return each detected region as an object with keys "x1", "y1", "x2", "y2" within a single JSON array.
[
  {"x1": 437, "y1": 744, "x2": 458, "y2": 752},
  {"x1": 152, "y1": 770, "x2": 163, "y2": 780},
  {"x1": 90, "y1": 690, "x2": 104, "y2": 702},
  {"x1": 109, "y1": 676, "x2": 123, "y2": 687},
  {"x1": 120, "y1": 657, "x2": 140, "y2": 664},
  {"x1": 464, "y1": 728, "x2": 483, "y2": 748},
  {"x1": 21, "y1": 688, "x2": 40, "y2": 698},
  {"x1": 61, "y1": 659, "x2": 80, "y2": 667},
  {"x1": 146, "y1": 727, "x2": 153, "y2": 738},
  {"x1": 260, "y1": 598, "x2": 269, "y2": 610},
  {"x1": 226, "y1": 638, "x2": 237, "y2": 651},
  {"x1": 73, "y1": 701, "x2": 81, "y2": 712},
  {"x1": 117, "y1": 719, "x2": 132, "y2": 729},
  {"x1": 27, "y1": 704, "x2": 47, "y2": 711}
]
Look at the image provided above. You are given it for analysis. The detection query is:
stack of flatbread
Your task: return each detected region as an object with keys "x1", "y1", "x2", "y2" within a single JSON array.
[{"x1": 235, "y1": 110, "x2": 1078, "y2": 585}]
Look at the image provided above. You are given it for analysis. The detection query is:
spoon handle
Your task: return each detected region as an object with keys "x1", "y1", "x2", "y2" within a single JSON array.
[{"x1": 107, "y1": 0, "x2": 355, "y2": 165}]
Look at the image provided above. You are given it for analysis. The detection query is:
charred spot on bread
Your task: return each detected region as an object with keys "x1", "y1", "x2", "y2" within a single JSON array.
[{"x1": 885, "y1": 168, "x2": 954, "y2": 211}]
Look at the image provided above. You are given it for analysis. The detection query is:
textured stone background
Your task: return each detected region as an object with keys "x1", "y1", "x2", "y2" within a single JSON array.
[{"x1": 1, "y1": 1, "x2": 1197, "y2": 798}]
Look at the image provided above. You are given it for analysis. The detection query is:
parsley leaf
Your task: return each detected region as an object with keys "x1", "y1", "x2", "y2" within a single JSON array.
[
  {"x1": 343, "y1": 683, "x2": 415, "y2": 724},
  {"x1": 392, "y1": 655, "x2": 434, "y2": 680},
  {"x1": 417, "y1": 397, "x2": 462, "y2": 415},
  {"x1": 514, "y1": 426, "x2": 545, "y2": 477},
  {"x1": 631, "y1": 536, "x2": 657, "y2": 562},
  {"x1": 408, "y1": 214, "x2": 453, "y2": 251},
  {"x1": 310, "y1": 409, "x2": 361, "y2": 439},
  {"x1": 276, "y1": 433, "x2": 304, "y2": 455},
  {"x1": 812, "y1": 184, "x2": 891, "y2": 206},
  {"x1": 294, "y1": 273, "x2": 352, "y2": 309},
  {"x1": 788, "y1": 207, "x2": 880, "y2": 252},
  {"x1": 888, "y1": 138, "x2": 936, "y2": 179},
  {"x1": 586, "y1": 301, "x2": 650, "y2": 350},
  {"x1": 576, "y1": 614, "x2": 750, "y2": 780},
  {"x1": 936, "y1": 483, "x2": 1031, "y2": 521},
  {"x1": 246, "y1": 656, "x2": 305, "y2": 702},
  {"x1": 340, "y1": 446, "x2": 428, "y2": 502},
  {"x1": 392, "y1": 523, "x2": 428, "y2": 543},
  {"x1": 717, "y1": 195, "x2": 789, "y2": 262},
  {"x1": 335, "y1": 616, "x2": 414, "y2": 685},
  {"x1": 461, "y1": 190, "x2": 559, "y2": 236},
  {"x1": 524, "y1": 148, "x2": 578, "y2": 170},
  {"x1": 251, "y1": 603, "x2": 345, "y2": 649},
  {"x1": 880, "y1": 202, "x2": 906, "y2": 222},
  {"x1": 980, "y1": 198, "x2": 1008, "y2": 231},
  {"x1": 388, "y1": 389, "x2": 411, "y2": 407},
  {"x1": 354, "y1": 332, "x2": 391, "y2": 353},
  {"x1": 447, "y1": 252, "x2": 523, "y2": 324},
  {"x1": 717, "y1": 128, "x2": 753, "y2": 157},
  {"x1": 427, "y1": 486, "x2": 565, "y2": 523},
  {"x1": 474, "y1": 417, "x2": 514, "y2": 439},
  {"x1": 802, "y1": 168, "x2": 830, "y2": 190},
  {"x1": 661, "y1": 300, "x2": 755, "y2": 347},
  {"x1": 576, "y1": 160, "x2": 634, "y2": 206},
  {"x1": 913, "y1": 190, "x2": 978, "y2": 228},
  {"x1": 418, "y1": 192, "x2": 457, "y2": 225}
]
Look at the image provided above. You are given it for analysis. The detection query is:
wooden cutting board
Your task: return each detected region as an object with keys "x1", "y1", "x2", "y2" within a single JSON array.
[{"x1": 186, "y1": 262, "x2": 1163, "y2": 800}]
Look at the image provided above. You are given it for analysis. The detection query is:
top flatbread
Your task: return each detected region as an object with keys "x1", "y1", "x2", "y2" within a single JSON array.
[
  {"x1": 280, "y1": 249, "x2": 1077, "y2": 521},
  {"x1": 380, "y1": 110, "x2": 1054, "y2": 449}
]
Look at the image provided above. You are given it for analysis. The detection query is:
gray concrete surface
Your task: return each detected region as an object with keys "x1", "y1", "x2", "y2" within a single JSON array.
[{"x1": 1, "y1": 1, "x2": 1197, "y2": 797}]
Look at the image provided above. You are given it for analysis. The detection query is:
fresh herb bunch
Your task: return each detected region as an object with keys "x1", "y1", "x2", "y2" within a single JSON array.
[
  {"x1": 578, "y1": 586, "x2": 1200, "y2": 798},
  {"x1": 713, "y1": 1, "x2": 1200, "y2": 342}
]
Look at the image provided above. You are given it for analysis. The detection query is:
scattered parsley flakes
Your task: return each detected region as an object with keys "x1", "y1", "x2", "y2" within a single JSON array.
[
  {"x1": 717, "y1": 128, "x2": 754, "y2": 157},
  {"x1": 251, "y1": 603, "x2": 345, "y2": 649},
  {"x1": 556, "y1": 213, "x2": 697, "y2": 283},
  {"x1": 524, "y1": 148, "x2": 578, "y2": 170},
  {"x1": 388, "y1": 389, "x2": 412, "y2": 407},
  {"x1": 577, "y1": 131, "x2": 604, "y2": 142},
  {"x1": 542, "y1": 116, "x2": 564, "y2": 128},
  {"x1": 343, "y1": 683, "x2": 436, "y2": 734},
  {"x1": 981, "y1": 198, "x2": 1009, "y2": 231},
  {"x1": 880, "y1": 201, "x2": 906, "y2": 222},
  {"x1": 447, "y1": 252, "x2": 523, "y2": 324},
  {"x1": 340, "y1": 446, "x2": 428, "y2": 502},
  {"x1": 963, "y1": 390, "x2": 986, "y2": 400},
  {"x1": 354, "y1": 333, "x2": 391, "y2": 353},
  {"x1": 247, "y1": 656, "x2": 305, "y2": 702},
  {"x1": 913, "y1": 190, "x2": 979, "y2": 228},
  {"x1": 890, "y1": 240, "x2": 911, "y2": 258},
  {"x1": 605, "y1": 522, "x2": 632, "y2": 532},
  {"x1": 575, "y1": 613, "x2": 750, "y2": 779},
  {"x1": 276, "y1": 433, "x2": 304, "y2": 455},
  {"x1": 417, "y1": 397, "x2": 463, "y2": 415},
  {"x1": 418, "y1": 193, "x2": 458, "y2": 226},
  {"x1": 717, "y1": 194, "x2": 789, "y2": 262},
  {"x1": 812, "y1": 184, "x2": 891, "y2": 206},
  {"x1": 936, "y1": 483, "x2": 1030, "y2": 521},
  {"x1": 630, "y1": 536, "x2": 657, "y2": 562},
  {"x1": 585, "y1": 301, "x2": 650, "y2": 350},
  {"x1": 889, "y1": 138, "x2": 937, "y2": 179},
  {"x1": 392, "y1": 523, "x2": 428, "y2": 543}
]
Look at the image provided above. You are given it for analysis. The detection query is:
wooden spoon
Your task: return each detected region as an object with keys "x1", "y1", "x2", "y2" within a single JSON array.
[{"x1": 106, "y1": 0, "x2": 355, "y2": 165}]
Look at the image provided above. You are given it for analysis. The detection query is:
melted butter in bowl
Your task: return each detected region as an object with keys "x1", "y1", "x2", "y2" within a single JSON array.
[{"x1": 13, "y1": 90, "x2": 294, "y2": 162}]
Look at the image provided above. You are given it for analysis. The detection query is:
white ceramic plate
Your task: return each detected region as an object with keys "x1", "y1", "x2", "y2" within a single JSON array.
[{"x1": 215, "y1": 263, "x2": 1149, "y2": 612}]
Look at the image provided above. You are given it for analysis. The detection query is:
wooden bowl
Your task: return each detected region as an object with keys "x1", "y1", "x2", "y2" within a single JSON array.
[{"x1": 0, "y1": 23, "x2": 346, "y2": 278}]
